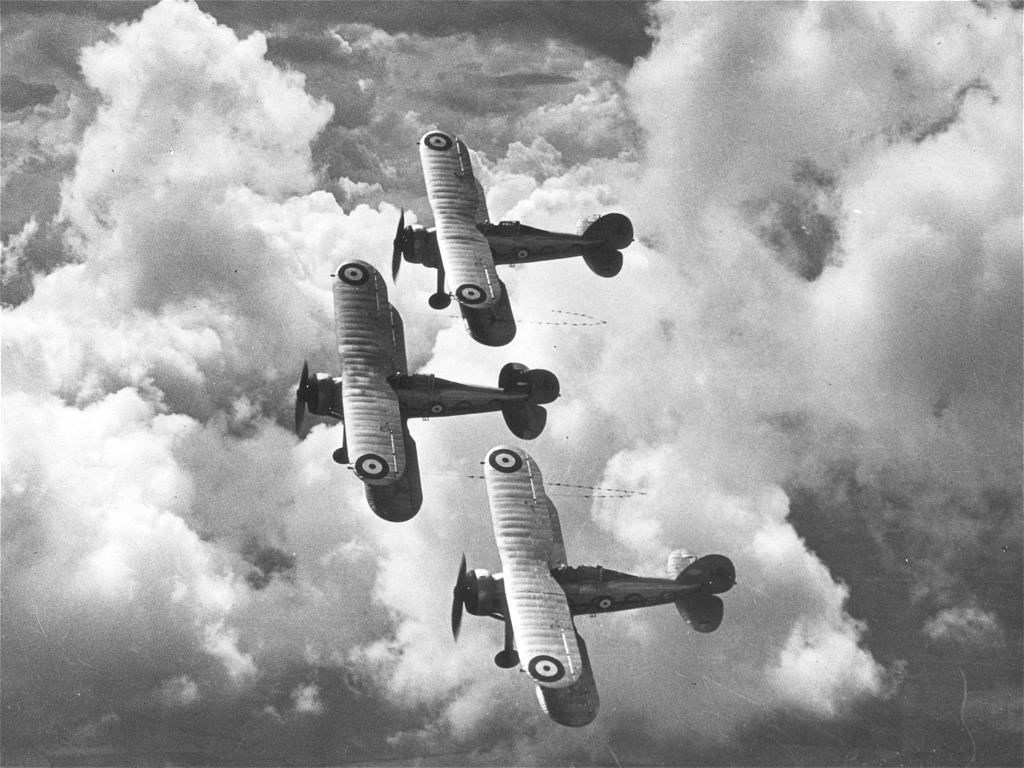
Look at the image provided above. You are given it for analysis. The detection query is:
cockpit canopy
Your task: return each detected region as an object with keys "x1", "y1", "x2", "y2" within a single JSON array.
[{"x1": 551, "y1": 565, "x2": 631, "y2": 584}]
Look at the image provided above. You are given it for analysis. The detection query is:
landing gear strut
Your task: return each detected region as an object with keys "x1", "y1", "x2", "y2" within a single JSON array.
[
  {"x1": 429, "y1": 266, "x2": 451, "y2": 310},
  {"x1": 494, "y1": 614, "x2": 519, "y2": 668}
]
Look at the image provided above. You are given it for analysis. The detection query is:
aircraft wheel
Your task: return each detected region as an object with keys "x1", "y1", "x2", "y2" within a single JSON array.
[
  {"x1": 495, "y1": 649, "x2": 520, "y2": 669},
  {"x1": 428, "y1": 292, "x2": 451, "y2": 310}
]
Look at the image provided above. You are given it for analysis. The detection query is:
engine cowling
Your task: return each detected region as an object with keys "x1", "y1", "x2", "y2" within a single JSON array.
[
  {"x1": 404, "y1": 224, "x2": 430, "y2": 265},
  {"x1": 308, "y1": 373, "x2": 343, "y2": 418},
  {"x1": 464, "y1": 569, "x2": 499, "y2": 617}
]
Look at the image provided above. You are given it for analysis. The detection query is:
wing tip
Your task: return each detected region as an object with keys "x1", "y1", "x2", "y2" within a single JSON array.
[{"x1": 485, "y1": 445, "x2": 530, "y2": 475}]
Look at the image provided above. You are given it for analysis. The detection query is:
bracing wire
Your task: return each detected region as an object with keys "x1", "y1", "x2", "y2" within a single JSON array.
[
  {"x1": 405, "y1": 306, "x2": 606, "y2": 327},
  {"x1": 421, "y1": 471, "x2": 646, "y2": 498}
]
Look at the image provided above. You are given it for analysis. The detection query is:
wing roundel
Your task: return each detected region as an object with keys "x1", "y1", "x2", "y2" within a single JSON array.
[
  {"x1": 485, "y1": 446, "x2": 580, "y2": 689},
  {"x1": 419, "y1": 131, "x2": 500, "y2": 308}
]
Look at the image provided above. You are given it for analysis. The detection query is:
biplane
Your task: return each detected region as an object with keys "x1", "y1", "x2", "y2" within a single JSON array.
[
  {"x1": 391, "y1": 130, "x2": 635, "y2": 346},
  {"x1": 294, "y1": 262, "x2": 560, "y2": 523},
  {"x1": 451, "y1": 446, "x2": 736, "y2": 727}
]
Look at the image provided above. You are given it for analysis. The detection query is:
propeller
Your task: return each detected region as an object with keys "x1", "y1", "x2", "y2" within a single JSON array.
[
  {"x1": 451, "y1": 554, "x2": 468, "y2": 640},
  {"x1": 294, "y1": 360, "x2": 310, "y2": 434},
  {"x1": 391, "y1": 210, "x2": 406, "y2": 281}
]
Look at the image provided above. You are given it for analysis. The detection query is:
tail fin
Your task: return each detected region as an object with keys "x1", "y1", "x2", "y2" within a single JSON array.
[
  {"x1": 577, "y1": 212, "x2": 633, "y2": 250},
  {"x1": 499, "y1": 363, "x2": 560, "y2": 405},
  {"x1": 674, "y1": 554, "x2": 736, "y2": 595}
]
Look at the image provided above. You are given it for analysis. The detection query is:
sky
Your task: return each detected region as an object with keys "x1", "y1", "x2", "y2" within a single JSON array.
[{"x1": 1, "y1": 1, "x2": 1021, "y2": 766}]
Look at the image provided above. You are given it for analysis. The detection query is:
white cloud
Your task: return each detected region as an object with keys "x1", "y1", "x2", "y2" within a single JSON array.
[
  {"x1": 771, "y1": 614, "x2": 886, "y2": 717},
  {"x1": 2, "y1": 0, "x2": 1018, "y2": 761},
  {"x1": 923, "y1": 605, "x2": 1006, "y2": 651}
]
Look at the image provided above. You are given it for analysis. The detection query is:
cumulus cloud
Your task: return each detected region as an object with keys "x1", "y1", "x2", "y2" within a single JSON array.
[
  {"x1": 923, "y1": 604, "x2": 1006, "y2": 650},
  {"x1": 2, "y1": 1, "x2": 1020, "y2": 765}
]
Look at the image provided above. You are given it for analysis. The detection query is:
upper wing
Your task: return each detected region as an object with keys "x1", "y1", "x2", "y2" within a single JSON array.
[
  {"x1": 485, "y1": 446, "x2": 581, "y2": 689},
  {"x1": 419, "y1": 131, "x2": 500, "y2": 308},
  {"x1": 334, "y1": 260, "x2": 406, "y2": 485}
]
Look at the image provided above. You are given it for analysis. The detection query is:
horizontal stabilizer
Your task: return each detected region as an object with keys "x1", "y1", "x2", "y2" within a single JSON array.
[
  {"x1": 675, "y1": 594, "x2": 724, "y2": 633},
  {"x1": 501, "y1": 401, "x2": 547, "y2": 440},
  {"x1": 582, "y1": 249, "x2": 623, "y2": 278}
]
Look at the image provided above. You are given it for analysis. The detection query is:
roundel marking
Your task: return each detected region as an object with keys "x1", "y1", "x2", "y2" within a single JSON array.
[
  {"x1": 423, "y1": 132, "x2": 453, "y2": 151},
  {"x1": 595, "y1": 596, "x2": 614, "y2": 610},
  {"x1": 426, "y1": 402, "x2": 445, "y2": 416},
  {"x1": 339, "y1": 263, "x2": 370, "y2": 286},
  {"x1": 528, "y1": 655, "x2": 565, "y2": 683},
  {"x1": 514, "y1": 247, "x2": 529, "y2": 260},
  {"x1": 456, "y1": 284, "x2": 486, "y2": 305},
  {"x1": 355, "y1": 454, "x2": 389, "y2": 480},
  {"x1": 488, "y1": 449, "x2": 523, "y2": 473}
]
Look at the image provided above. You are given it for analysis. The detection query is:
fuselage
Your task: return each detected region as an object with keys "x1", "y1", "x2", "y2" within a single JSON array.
[
  {"x1": 481, "y1": 566, "x2": 692, "y2": 622},
  {"x1": 477, "y1": 222, "x2": 606, "y2": 265},
  {"x1": 408, "y1": 222, "x2": 606, "y2": 271},
  {"x1": 389, "y1": 373, "x2": 525, "y2": 419},
  {"x1": 553, "y1": 566, "x2": 694, "y2": 615}
]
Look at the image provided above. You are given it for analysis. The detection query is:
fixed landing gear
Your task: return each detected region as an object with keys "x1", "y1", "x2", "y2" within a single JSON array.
[
  {"x1": 494, "y1": 615, "x2": 519, "y2": 668},
  {"x1": 429, "y1": 266, "x2": 451, "y2": 309},
  {"x1": 429, "y1": 292, "x2": 451, "y2": 310}
]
